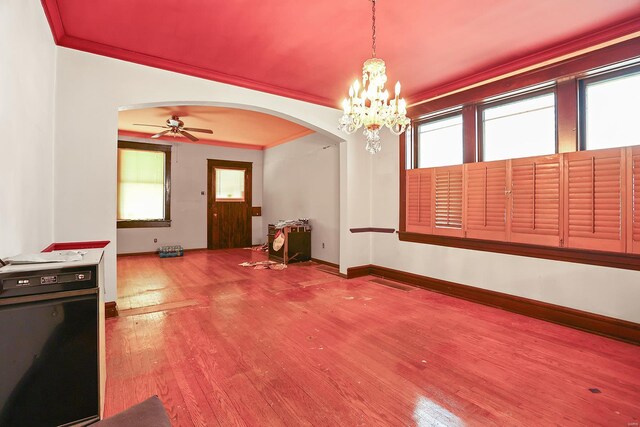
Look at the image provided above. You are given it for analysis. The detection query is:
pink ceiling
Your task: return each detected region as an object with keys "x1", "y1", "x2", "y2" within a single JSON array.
[
  {"x1": 118, "y1": 106, "x2": 313, "y2": 149},
  {"x1": 42, "y1": 1, "x2": 640, "y2": 107}
]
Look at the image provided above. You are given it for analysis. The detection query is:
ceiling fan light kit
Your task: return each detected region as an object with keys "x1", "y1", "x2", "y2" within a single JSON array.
[
  {"x1": 133, "y1": 115, "x2": 213, "y2": 142},
  {"x1": 338, "y1": 0, "x2": 410, "y2": 154}
]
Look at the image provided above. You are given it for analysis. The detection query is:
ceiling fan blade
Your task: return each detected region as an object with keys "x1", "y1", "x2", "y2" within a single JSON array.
[
  {"x1": 180, "y1": 130, "x2": 199, "y2": 142},
  {"x1": 151, "y1": 130, "x2": 171, "y2": 139},
  {"x1": 182, "y1": 127, "x2": 213, "y2": 134},
  {"x1": 132, "y1": 124, "x2": 169, "y2": 129}
]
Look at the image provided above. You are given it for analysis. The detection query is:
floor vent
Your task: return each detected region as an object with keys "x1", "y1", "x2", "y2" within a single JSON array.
[
  {"x1": 118, "y1": 300, "x2": 200, "y2": 317},
  {"x1": 368, "y1": 278, "x2": 415, "y2": 292}
]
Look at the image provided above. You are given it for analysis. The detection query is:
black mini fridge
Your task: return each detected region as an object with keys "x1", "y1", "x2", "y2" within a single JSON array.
[{"x1": 0, "y1": 250, "x2": 105, "y2": 426}]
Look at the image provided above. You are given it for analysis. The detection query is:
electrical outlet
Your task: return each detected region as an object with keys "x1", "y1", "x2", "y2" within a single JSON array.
[
  {"x1": 154, "y1": 238, "x2": 158, "y2": 243},
  {"x1": 322, "y1": 243, "x2": 325, "y2": 249}
]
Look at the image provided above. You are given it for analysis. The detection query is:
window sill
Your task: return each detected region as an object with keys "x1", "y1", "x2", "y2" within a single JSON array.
[
  {"x1": 117, "y1": 220, "x2": 171, "y2": 229},
  {"x1": 397, "y1": 231, "x2": 640, "y2": 272}
]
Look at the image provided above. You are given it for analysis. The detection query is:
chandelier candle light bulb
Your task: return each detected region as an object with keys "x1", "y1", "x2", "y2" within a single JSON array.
[{"x1": 338, "y1": 0, "x2": 410, "y2": 154}]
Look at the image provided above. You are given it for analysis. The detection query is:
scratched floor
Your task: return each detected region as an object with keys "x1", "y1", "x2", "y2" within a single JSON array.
[{"x1": 105, "y1": 249, "x2": 640, "y2": 426}]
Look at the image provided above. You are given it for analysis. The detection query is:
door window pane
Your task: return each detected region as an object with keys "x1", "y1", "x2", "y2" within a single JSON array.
[
  {"x1": 583, "y1": 70, "x2": 640, "y2": 150},
  {"x1": 118, "y1": 148, "x2": 166, "y2": 220},
  {"x1": 482, "y1": 93, "x2": 556, "y2": 161},
  {"x1": 417, "y1": 114, "x2": 463, "y2": 168},
  {"x1": 215, "y1": 168, "x2": 245, "y2": 201}
]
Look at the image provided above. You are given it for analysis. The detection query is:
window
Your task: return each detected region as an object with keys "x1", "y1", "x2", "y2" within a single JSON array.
[
  {"x1": 581, "y1": 66, "x2": 640, "y2": 150},
  {"x1": 117, "y1": 141, "x2": 171, "y2": 228},
  {"x1": 417, "y1": 113, "x2": 463, "y2": 168},
  {"x1": 400, "y1": 44, "x2": 640, "y2": 271},
  {"x1": 480, "y1": 91, "x2": 556, "y2": 161},
  {"x1": 215, "y1": 168, "x2": 245, "y2": 201}
]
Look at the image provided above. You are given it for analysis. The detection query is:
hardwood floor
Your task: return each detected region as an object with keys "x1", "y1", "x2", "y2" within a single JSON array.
[{"x1": 107, "y1": 249, "x2": 640, "y2": 426}]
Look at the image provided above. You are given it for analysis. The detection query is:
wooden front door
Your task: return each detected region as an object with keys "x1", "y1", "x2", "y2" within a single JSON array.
[{"x1": 207, "y1": 159, "x2": 252, "y2": 249}]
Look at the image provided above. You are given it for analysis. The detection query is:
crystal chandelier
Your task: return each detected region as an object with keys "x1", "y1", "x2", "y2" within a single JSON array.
[{"x1": 338, "y1": 0, "x2": 410, "y2": 154}]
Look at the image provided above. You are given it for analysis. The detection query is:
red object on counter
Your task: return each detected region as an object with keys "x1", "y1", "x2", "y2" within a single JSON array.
[{"x1": 42, "y1": 241, "x2": 110, "y2": 252}]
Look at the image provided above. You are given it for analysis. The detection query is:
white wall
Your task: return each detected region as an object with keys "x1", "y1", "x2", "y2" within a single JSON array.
[
  {"x1": 263, "y1": 133, "x2": 340, "y2": 264},
  {"x1": 0, "y1": 1, "x2": 56, "y2": 258},
  {"x1": 117, "y1": 137, "x2": 264, "y2": 254},
  {"x1": 343, "y1": 137, "x2": 373, "y2": 272},
  {"x1": 52, "y1": 47, "x2": 372, "y2": 303},
  {"x1": 369, "y1": 135, "x2": 640, "y2": 324}
]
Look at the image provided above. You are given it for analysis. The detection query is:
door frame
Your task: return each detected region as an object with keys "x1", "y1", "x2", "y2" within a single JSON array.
[{"x1": 207, "y1": 159, "x2": 253, "y2": 249}]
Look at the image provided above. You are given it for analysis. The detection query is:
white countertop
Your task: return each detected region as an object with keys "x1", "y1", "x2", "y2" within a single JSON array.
[{"x1": 0, "y1": 249, "x2": 104, "y2": 274}]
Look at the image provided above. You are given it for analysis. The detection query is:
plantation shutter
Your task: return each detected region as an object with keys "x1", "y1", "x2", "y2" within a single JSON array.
[
  {"x1": 433, "y1": 165, "x2": 464, "y2": 237},
  {"x1": 629, "y1": 146, "x2": 640, "y2": 254},
  {"x1": 564, "y1": 148, "x2": 625, "y2": 252},
  {"x1": 464, "y1": 160, "x2": 508, "y2": 240},
  {"x1": 406, "y1": 169, "x2": 432, "y2": 234},
  {"x1": 510, "y1": 155, "x2": 562, "y2": 246}
]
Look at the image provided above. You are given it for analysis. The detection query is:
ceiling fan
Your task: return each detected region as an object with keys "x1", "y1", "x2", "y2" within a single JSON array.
[{"x1": 133, "y1": 115, "x2": 213, "y2": 142}]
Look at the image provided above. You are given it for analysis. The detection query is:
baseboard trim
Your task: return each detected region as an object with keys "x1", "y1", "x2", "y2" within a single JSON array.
[
  {"x1": 117, "y1": 248, "x2": 207, "y2": 257},
  {"x1": 117, "y1": 251, "x2": 157, "y2": 257},
  {"x1": 105, "y1": 301, "x2": 118, "y2": 318},
  {"x1": 346, "y1": 264, "x2": 639, "y2": 345},
  {"x1": 347, "y1": 264, "x2": 373, "y2": 279},
  {"x1": 310, "y1": 258, "x2": 339, "y2": 269}
]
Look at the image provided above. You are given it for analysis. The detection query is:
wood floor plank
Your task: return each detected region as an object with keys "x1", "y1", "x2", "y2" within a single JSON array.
[
  {"x1": 205, "y1": 289, "x2": 406, "y2": 426},
  {"x1": 107, "y1": 250, "x2": 640, "y2": 426}
]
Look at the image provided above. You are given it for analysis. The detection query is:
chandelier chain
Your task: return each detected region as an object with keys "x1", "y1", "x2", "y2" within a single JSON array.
[{"x1": 371, "y1": 0, "x2": 376, "y2": 57}]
